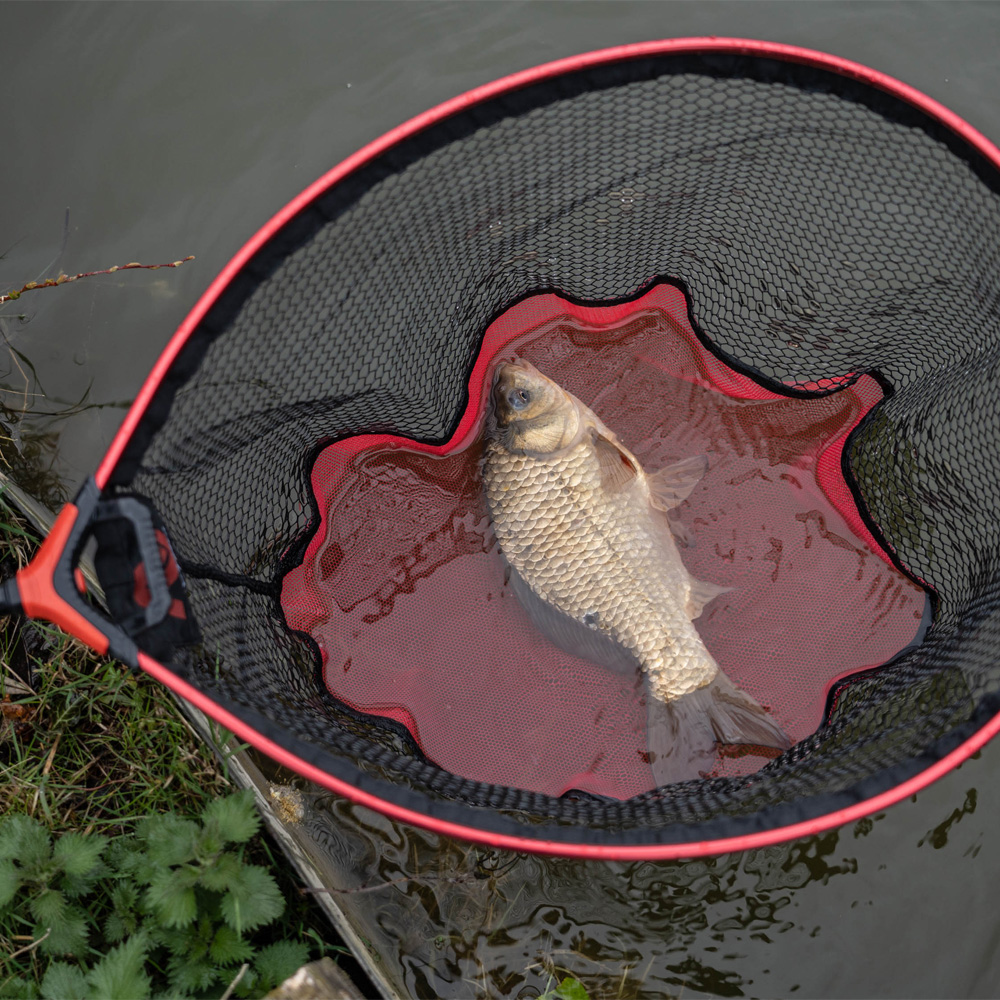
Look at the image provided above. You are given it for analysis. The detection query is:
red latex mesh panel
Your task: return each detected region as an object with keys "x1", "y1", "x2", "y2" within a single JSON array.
[{"x1": 281, "y1": 285, "x2": 927, "y2": 799}]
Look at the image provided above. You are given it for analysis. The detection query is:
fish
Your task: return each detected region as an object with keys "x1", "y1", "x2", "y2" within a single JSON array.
[{"x1": 481, "y1": 358, "x2": 791, "y2": 786}]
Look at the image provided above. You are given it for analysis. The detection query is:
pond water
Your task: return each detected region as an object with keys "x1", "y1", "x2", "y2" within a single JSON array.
[{"x1": 5, "y1": 2, "x2": 1000, "y2": 997}]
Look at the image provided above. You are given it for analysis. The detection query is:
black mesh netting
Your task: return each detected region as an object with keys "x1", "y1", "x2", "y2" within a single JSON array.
[{"x1": 108, "y1": 51, "x2": 1000, "y2": 846}]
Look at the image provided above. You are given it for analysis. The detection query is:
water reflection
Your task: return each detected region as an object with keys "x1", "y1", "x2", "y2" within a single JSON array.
[
  {"x1": 918, "y1": 785, "x2": 977, "y2": 851},
  {"x1": 245, "y1": 745, "x2": 1000, "y2": 1000}
]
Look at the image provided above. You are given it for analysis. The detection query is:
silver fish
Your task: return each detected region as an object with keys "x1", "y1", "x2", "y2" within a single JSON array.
[{"x1": 482, "y1": 358, "x2": 790, "y2": 785}]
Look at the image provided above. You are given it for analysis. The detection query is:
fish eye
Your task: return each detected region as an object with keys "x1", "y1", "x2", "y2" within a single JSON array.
[{"x1": 508, "y1": 387, "x2": 532, "y2": 411}]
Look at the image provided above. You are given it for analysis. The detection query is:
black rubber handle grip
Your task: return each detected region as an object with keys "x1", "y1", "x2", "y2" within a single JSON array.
[
  {"x1": 0, "y1": 478, "x2": 181, "y2": 667},
  {"x1": 94, "y1": 496, "x2": 172, "y2": 632}
]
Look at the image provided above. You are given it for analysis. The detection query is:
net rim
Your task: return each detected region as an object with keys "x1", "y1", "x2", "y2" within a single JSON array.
[
  {"x1": 136, "y1": 647, "x2": 1000, "y2": 859},
  {"x1": 94, "y1": 36, "x2": 1000, "y2": 491},
  {"x1": 92, "y1": 37, "x2": 1000, "y2": 857}
]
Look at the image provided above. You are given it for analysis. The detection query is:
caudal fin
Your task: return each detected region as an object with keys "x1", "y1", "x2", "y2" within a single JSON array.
[{"x1": 646, "y1": 672, "x2": 791, "y2": 787}]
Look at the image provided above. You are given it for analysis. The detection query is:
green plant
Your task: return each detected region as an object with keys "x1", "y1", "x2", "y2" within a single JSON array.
[
  {"x1": 0, "y1": 495, "x2": 345, "y2": 999},
  {"x1": 0, "y1": 791, "x2": 310, "y2": 999},
  {"x1": 538, "y1": 976, "x2": 591, "y2": 1000}
]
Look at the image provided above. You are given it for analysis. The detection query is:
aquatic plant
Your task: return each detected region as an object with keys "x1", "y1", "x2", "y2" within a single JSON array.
[{"x1": 0, "y1": 246, "x2": 194, "y2": 510}]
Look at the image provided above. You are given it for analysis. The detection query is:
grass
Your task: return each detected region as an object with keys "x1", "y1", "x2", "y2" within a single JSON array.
[
  {"x1": 0, "y1": 644, "x2": 228, "y2": 831},
  {"x1": 0, "y1": 495, "x2": 348, "y2": 997}
]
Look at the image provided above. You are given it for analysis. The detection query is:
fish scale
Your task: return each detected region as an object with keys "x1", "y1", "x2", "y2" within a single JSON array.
[
  {"x1": 484, "y1": 427, "x2": 717, "y2": 700},
  {"x1": 482, "y1": 359, "x2": 790, "y2": 784}
]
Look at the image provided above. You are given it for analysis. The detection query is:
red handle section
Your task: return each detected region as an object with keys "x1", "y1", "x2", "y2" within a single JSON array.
[{"x1": 16, "y1": 503, "x2": 111, "y2": 656}]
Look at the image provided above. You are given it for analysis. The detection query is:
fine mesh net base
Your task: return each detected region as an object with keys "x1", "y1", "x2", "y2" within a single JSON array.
[
  {"x1": 281, "y1": 285, "x2": 929, "y2": 800},
  {"x1": 110, "y1": 49, "x2": 1000, "y2": 845}
]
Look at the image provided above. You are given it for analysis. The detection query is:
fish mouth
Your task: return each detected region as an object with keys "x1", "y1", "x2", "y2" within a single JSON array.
[
  {"x1": 493, "y1": 357, "x2": 539, "y2": 385},
  {"x1": 490, "y1": 359, "x2": 536, "y2": 421},
  {"x1": 489, "y1": 369, "x2": 520, "y2": 427}
]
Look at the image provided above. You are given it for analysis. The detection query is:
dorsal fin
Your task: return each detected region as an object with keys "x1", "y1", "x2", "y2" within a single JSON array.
[
  {"x1": 647, "y1": 455, "x2": 709, "y2": 511},
  {"x1": 593, "y1": 430, "x2": 641, "y2": 493}
]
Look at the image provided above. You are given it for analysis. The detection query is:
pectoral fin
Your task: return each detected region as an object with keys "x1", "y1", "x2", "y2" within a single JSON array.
[
  {"x1": 593, "y1": 431, "x2": 641, "y2": 494},
  {"x1": 647, "y1": 455, "x2": 709, "y2": 511},
  {"x1": 686, "y1": 575, "x2": 732, "y2": 620}
]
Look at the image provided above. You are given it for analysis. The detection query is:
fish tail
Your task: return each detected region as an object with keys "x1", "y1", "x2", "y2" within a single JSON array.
[{"x1": 646, "y1": 672, "x2": 791, "y2": 787}]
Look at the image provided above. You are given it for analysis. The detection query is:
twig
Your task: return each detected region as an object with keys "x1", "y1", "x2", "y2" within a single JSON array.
[
  {"x1": 41, "y1": 733, "x2": 61, "y2": 776},
  {"x1": 302, "y1": 853, "x2": 517, "y2": 898},
  {"x1": 220, "y1": 962, "x2": 249, "y2": 1000},
  {"x1": 4, "y1": 927, "x2": 50, "y2": 963},
  {"x1": 0, "y1": 257, "x2": 195, "y2": 305},
  {"x1": 302, "y1": 876, "x2": 416, "y2": 896}
]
